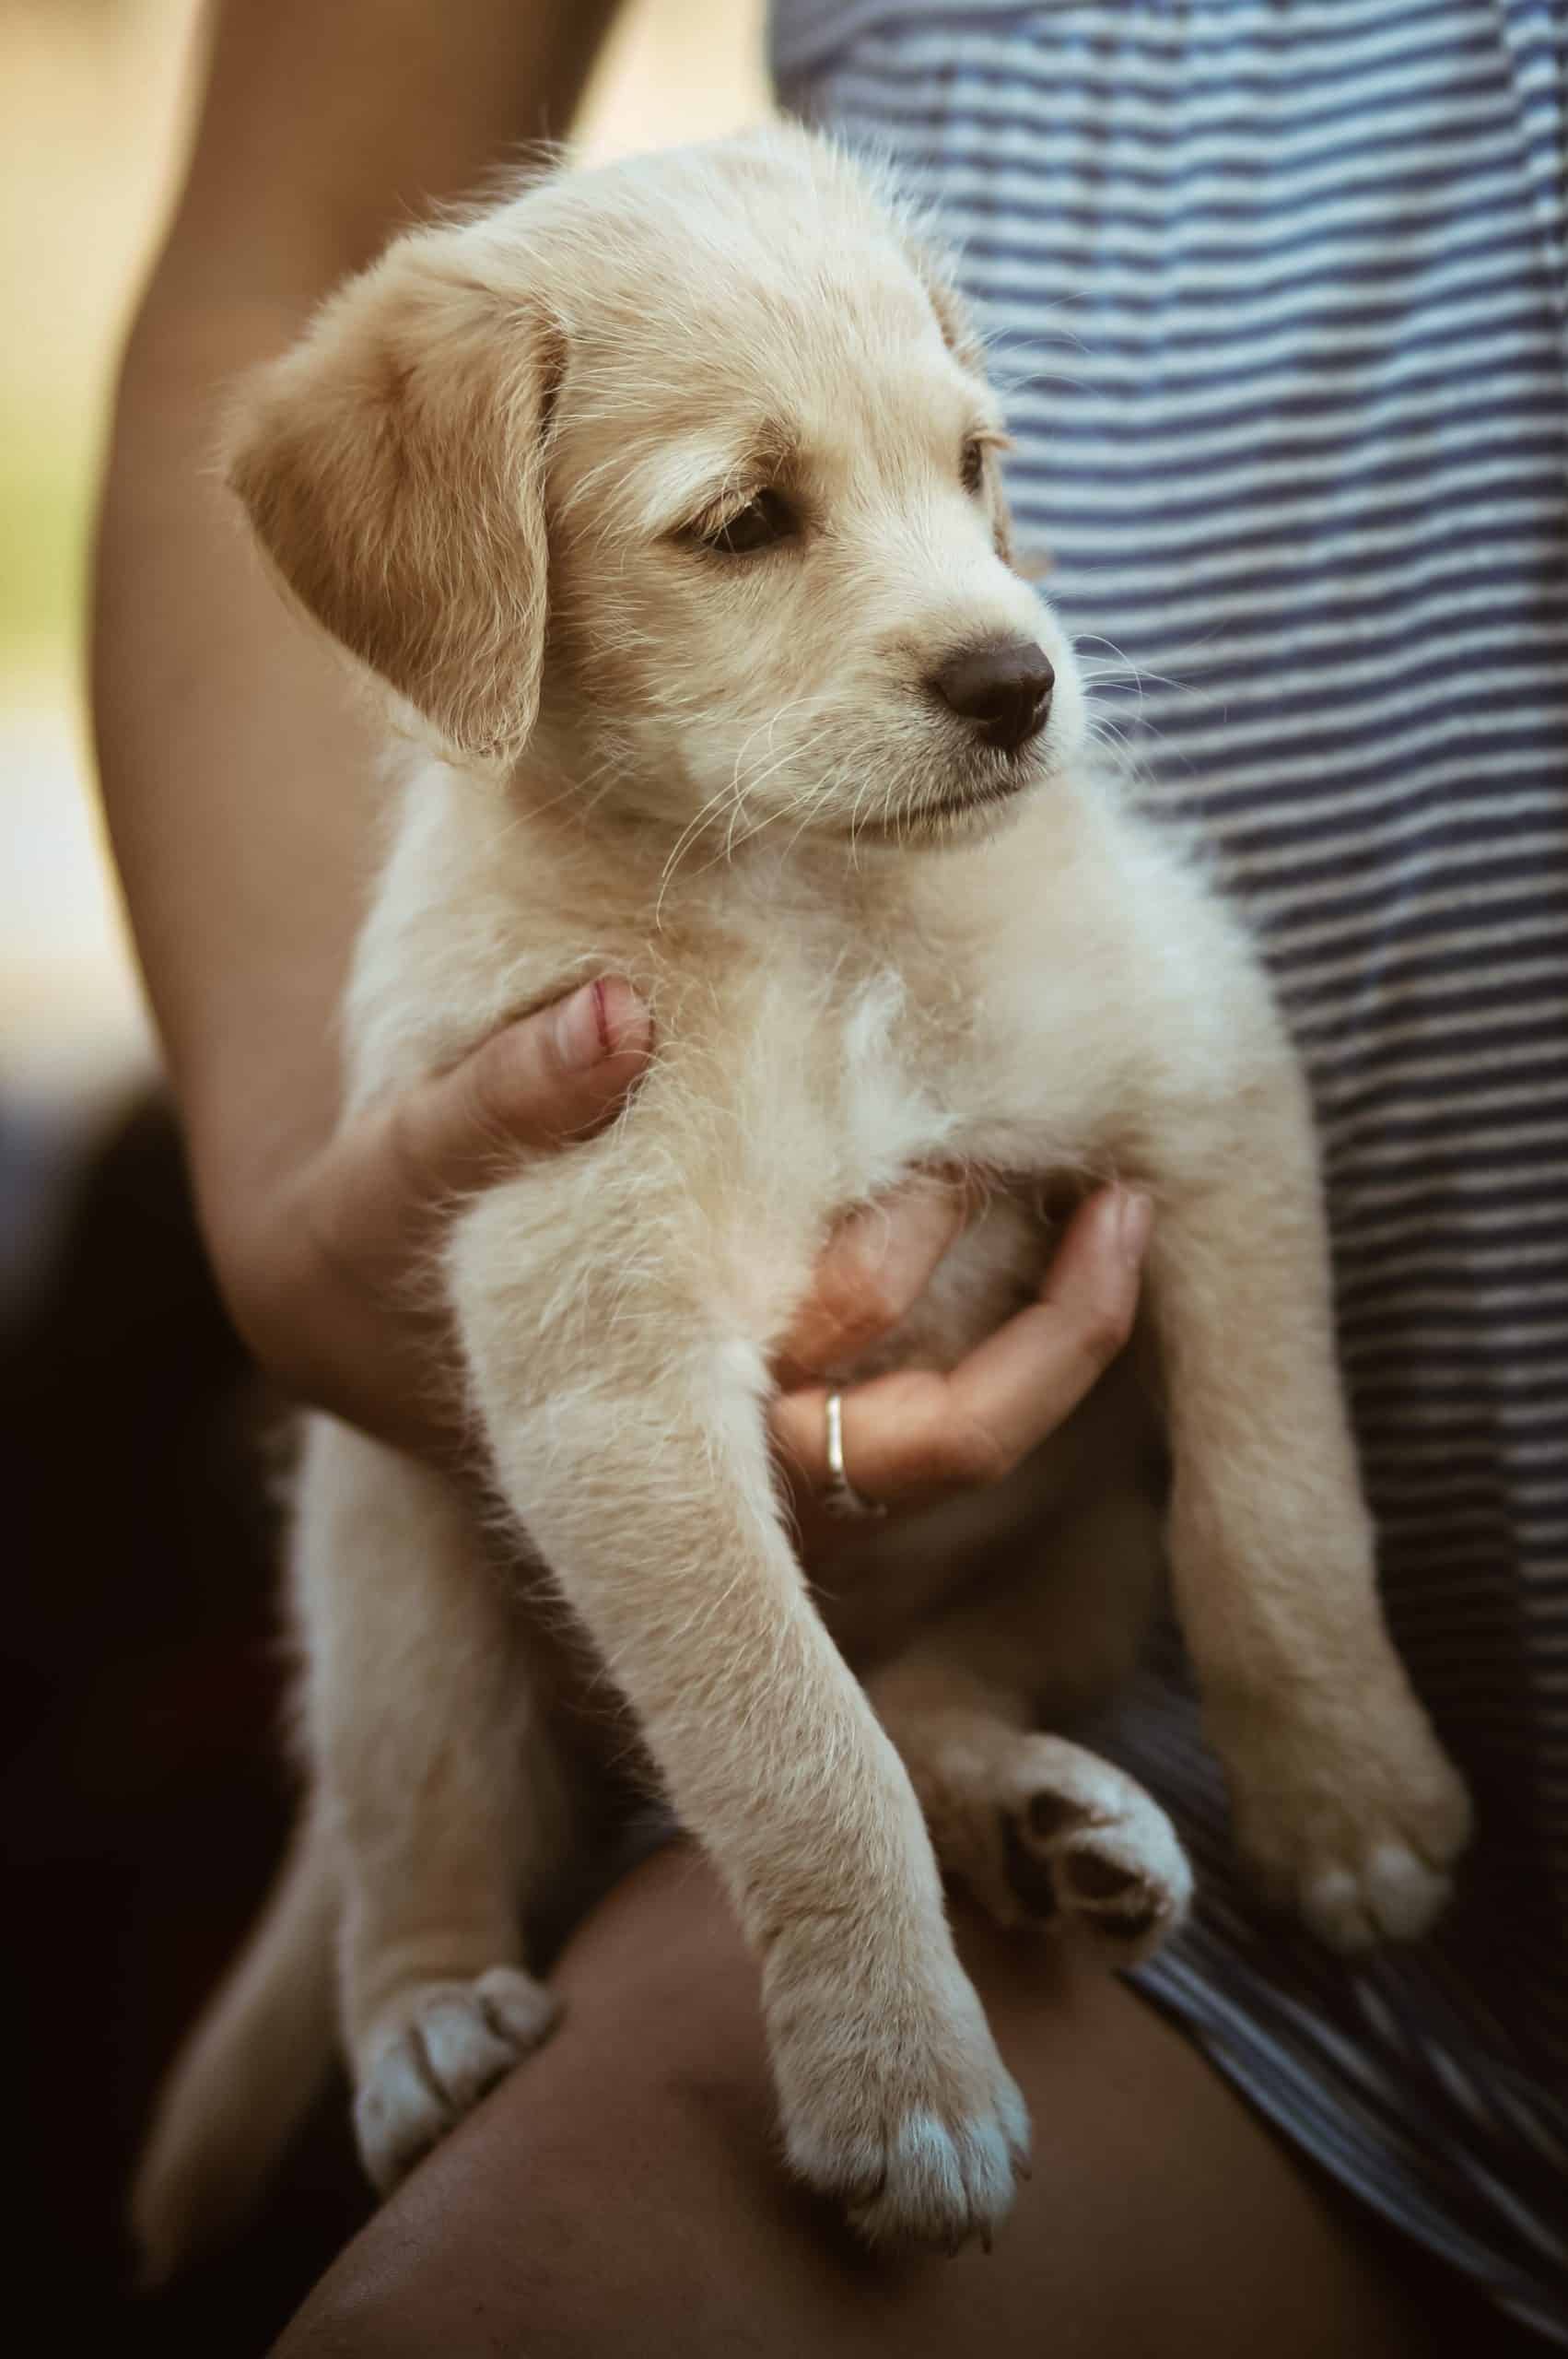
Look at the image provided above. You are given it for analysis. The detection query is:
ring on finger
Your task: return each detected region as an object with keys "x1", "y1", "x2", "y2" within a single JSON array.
[{"x1": 823, "y1": 1389, "x2": 886, "y2": 1520}]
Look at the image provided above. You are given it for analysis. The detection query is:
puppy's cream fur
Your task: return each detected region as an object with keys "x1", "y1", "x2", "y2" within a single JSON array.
[{"x1": 133, "y1": 125, "x2": 1470, "y2": 2275}]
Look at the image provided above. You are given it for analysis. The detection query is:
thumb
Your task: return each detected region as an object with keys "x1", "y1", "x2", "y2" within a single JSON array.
[{"x1": 387, "y1": 978, "x2": 652, "y2": 1200}]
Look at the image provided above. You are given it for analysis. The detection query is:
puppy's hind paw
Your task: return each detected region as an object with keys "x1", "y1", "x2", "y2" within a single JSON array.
[
  {"x1": 354, "y1": 1965, "x2": 561, "y2": 2193},
  {"x1": 1222, "y1": 1673, "x2": 1473, "y2": 1954},
  {"x1": 949, "y1": 1733, "x2": 1193, "y2": 1966}
]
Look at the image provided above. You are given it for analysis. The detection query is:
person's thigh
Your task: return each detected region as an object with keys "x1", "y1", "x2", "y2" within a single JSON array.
[{"x1": 269, "y1": 1842, "x2": 1484, "y2": 2358}]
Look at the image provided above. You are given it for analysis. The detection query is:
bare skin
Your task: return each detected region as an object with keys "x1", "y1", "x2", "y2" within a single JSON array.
[
  {"x1": 95, "y1": 4, "x2": 1478, "y2": 2345},
  {"x1": 269, "y1": 1846, "x2": 1470, "y2": 2359},
  {"x1": 91, "y1": 0, "x2": 622, "y2": 1436}
]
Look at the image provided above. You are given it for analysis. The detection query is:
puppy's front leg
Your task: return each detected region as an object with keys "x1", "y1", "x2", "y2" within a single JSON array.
[
  {"x1": 451, "y1": 1180, "x2": 1029, "y2": 2252},
  {"x1": 1146, "y1": 1061, "x2": 1471, "y2": 1950}
]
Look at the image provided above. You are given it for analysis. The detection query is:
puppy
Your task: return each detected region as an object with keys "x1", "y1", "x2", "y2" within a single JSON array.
[{"x1": 133, "y1": 123, "x2": 1470, "y2": 2273}]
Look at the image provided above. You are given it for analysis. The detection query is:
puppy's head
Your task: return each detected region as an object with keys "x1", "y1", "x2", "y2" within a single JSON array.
[{"x1": 228, "y1": 125, "x2": 1085, "y2": 848}]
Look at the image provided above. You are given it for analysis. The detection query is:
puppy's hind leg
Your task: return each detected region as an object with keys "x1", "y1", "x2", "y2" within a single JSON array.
[
  {"x1": 870, "y1": 1489, "x2": 1191, "y2": 1966},
  {"x1": 296, "y1": 1420, "x2": 568, "y2": 2194}
]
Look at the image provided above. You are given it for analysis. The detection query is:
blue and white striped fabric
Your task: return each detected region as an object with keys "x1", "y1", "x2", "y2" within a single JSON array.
[{"x1": 776, "y1": 2, "x2": 1568, "y2": 2340}]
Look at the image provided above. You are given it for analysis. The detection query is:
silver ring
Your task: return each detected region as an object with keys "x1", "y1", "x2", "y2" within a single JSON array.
[{"x1": 824, "y1": 1390, "x2": 886, "y2": 1520}]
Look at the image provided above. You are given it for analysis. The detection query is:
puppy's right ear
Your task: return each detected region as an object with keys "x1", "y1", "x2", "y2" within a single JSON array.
[{"x1": 226, "y1": 236, "x2": 559, "y2": 767}]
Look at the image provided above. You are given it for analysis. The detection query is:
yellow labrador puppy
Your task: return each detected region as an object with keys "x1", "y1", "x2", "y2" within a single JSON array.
[{"x1": 134, "y1": 123, "x2": 1469, "y2": 2273}]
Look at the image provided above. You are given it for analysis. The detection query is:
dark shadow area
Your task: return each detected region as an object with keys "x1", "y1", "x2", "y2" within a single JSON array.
[{"x1": 1, "y1": 1090, "x2": 369, "y2": 2354}]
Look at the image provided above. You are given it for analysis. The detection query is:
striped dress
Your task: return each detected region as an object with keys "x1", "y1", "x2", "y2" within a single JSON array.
[{"x1": 774, "y1": 2, "x2": 1568, "y2": 2340}]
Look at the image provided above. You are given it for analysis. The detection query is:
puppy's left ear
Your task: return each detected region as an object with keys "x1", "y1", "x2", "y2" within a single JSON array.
[
  {"x1": 907, "y1": 241, "x2": 986, "y2": 376},
  {"x1": 907, "y1": 241, "x2": 1018, "y2": 569},
  {"x1": 226, "y1": 231, "x2": 561, "y2": 767}
]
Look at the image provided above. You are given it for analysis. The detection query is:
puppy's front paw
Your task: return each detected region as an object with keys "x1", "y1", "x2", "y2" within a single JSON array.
[
  {"x1": 354, "y1": 1966, "x2": 561, "y2": 2192},
  {"x1": 1220, "y1": 1672, "x2": 1472, "y2": 1953},
  {"x1": 766, "y1": 1932, "x2": 1030, "y2": 2253}
]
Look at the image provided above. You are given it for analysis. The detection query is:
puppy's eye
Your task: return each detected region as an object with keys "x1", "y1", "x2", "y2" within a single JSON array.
[
  {"x1": 960, "y1": 436, "x2": 987, "y2": 496},
  {"x1": 706, "y1": 489, "x2": 797, "y2": 556}
]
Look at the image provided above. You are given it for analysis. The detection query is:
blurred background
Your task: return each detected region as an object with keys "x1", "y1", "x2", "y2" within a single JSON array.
[{"x1": 1, "y1": 3, "x2": 765, "y2": 2347}]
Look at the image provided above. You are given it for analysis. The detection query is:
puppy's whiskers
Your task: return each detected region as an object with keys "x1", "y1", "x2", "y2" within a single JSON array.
[
  {"x1": 719, "y1": 694, "x2": 824, "y2": 863},
  {"x1": 655, "y1": 777, "x2": 748, "y2": 922},
  {"x1": 696, "y1": 718, "x2": 846, "y2": 874}
]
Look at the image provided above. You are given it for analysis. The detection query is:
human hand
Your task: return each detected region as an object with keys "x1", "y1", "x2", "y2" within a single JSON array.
[
  {"x1": 219, "y1": 977, "x2": 654, "y2": 1458},
  {"x1": 771, "y1": 1181, "x2": 1152, "y2": 1564},
  {"x1": 221, "y1": 980, "x2": 1148, "y2": 1512}
]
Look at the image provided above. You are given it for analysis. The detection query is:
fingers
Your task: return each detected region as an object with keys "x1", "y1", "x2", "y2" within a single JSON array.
[
  {"x1": 386, "y1": 979, "x2": 652, "y2": 1206},
  {"x1": 775, "y1": 1172, "x2": 969, "y2": 1383},
  {"x1": 937, "y1": 1185, "x2": 1151, "y2": 1478},
  {"x1": 236, "y1": 980, "x2": 651, "y2": 1460},
  {"x1": 771, "y1": 1186, "x2": 1150, "y2": 1508}
]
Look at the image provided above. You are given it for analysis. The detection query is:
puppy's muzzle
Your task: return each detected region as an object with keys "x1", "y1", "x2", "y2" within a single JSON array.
[{"x1": 931, "y1": 638, "x2": 1055, "y2": 756}]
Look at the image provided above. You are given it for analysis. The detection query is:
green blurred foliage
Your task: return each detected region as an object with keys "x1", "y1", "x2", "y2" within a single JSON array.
[{"x1": 0, "y1": 405, "x2": 88, "y2": 664}]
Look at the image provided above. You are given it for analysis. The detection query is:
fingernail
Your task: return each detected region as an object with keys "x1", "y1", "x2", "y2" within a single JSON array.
[
  {"x1": 1117, "y1": 1189, "x2": 1153, "y2": 1266},
  {"x1": 552, "y1": 980, "x2": 610, "y2": 1072},
  {"x1": 595, "y1": 977, "x2": 649, "y2": 1059}
]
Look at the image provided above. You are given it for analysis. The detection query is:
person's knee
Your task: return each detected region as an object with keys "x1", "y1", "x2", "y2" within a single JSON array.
[{"x1": 272, "y1": 1859, "x2": 1440, "y2": 2359}]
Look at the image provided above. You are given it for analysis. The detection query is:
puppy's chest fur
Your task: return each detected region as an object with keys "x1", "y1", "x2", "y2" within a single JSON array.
[
  {"x1": 349, "y1": 766, "x2": 1149, "y2": 1370},
  {"x1": 814, "y1": 970, "x2": 1062, "y2": 1377}
]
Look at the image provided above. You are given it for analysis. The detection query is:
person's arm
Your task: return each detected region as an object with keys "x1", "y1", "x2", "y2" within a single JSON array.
[{"x1": 92, "y1": 0, "x2": 622, "y2": 1407}]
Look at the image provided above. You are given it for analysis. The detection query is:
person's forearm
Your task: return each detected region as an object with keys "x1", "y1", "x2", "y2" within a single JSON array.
[
  {"x1": 94, "y1": 303, "x2": 380, "y2": 1258},
  {"x1": 94, "y1": 276, "x2": 411, "y2": 1284},
  {"x1": 91, "y1": 0, "x2": 620, "y2": 1283}
]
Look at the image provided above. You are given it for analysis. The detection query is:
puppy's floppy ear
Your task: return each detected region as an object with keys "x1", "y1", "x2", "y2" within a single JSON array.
[
  {"x1": 907, "y1": 241, "x2": 987, "y2": 379},
  {"x1": 227, "y1": 235, "x2": 560, "y2": 766}
]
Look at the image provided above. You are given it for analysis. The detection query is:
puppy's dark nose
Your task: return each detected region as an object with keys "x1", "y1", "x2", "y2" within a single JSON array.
[{"x1": 931, "y1": 638, "x2": 1055, "y2": 754}]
